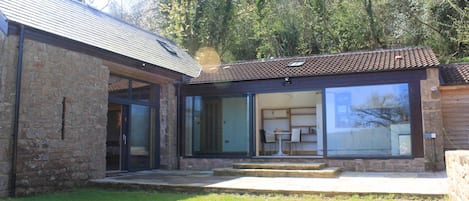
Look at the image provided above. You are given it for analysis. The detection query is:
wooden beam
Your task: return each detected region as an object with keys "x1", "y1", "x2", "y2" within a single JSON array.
[
  {"x1": 440, "y1": 85, "x2": 469, "y2": 91},
  {"x1": 104, "y1": 60, "x2": 175, "y2": 84}
]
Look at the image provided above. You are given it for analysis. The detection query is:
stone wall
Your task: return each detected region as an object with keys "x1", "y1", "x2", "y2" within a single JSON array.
[
  {"x1": 420, "y1": 68, "x2": 445, "y2": 171},
  {"x1": 14, "y1": 38, "x2": 108, "y2": 195},
  {"x1": 0, "y1": 32, "x2": 18, "y2": 197},
  {"x1": 445, "y1": 151, "x2": 469, "y2": 201},
  {"x1": 159, "y1": 84, "x2": 178, "y2": 169},
  {"x1": 179, "y1": 158, "x2": 425, "y2": 172},
  {"x1": 326, "y1": 158, "x2": 425, "y2": 171}
]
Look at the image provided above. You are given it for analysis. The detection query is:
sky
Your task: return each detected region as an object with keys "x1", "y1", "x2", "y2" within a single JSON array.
[{"x1": 85, "y1": 0, "x2": 141, "y2": 13}]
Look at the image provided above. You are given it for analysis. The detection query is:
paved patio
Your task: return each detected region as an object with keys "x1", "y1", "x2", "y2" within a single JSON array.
[{"x1": 91, "y1": 170, "x2": 447, "y2": 197}]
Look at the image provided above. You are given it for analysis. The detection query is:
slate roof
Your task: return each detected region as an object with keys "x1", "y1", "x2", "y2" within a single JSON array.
[
  {"x1": 0, "y1": 0, "x2": 201, "y2": 77},
  {"x1": 440, "y1": 63, "x2": 469, "y2": 85},
  {"x1": 190, "y1": 47, "x2": 439, "y2": 84}
]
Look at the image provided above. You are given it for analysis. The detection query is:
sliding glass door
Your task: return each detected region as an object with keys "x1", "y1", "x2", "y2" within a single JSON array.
[
  {"x1": 256, "y1": 91, "x2": 323, "y2": 157},
  {"x1": 184, "y1": 95, "x2": 250, "y2": 156}
]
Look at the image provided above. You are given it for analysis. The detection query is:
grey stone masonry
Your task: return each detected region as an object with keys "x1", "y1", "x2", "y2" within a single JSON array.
[
  {"x1": 179, "y1": 158, "x2": 425, "y2": 172},
  {"x1": 446, "y1": 151, "x2": 469, "y2": 201},
  {"x1": 0, "y1": 32, "x2": 18, "y2": 197},
  {"x1": 159, "y1": 84, "x2": 178, "y2": 169},
  {"x1": 14, "y1": 38, "x2": 108, "y2": 195},
  {"x1": 420, "y1": 68, "x2": 445, "y2": 171}
]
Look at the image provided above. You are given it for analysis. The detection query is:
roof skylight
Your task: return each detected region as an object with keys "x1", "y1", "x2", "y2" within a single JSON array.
[
  {"x1": 287, "y1": 60, "x2": 305, "y2": 67},
  {"x1": 157, "y1": 40, "x2": 178, "y2": 56}
]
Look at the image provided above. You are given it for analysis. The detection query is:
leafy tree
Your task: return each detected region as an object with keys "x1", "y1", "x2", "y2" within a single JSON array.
[
  {"x1": 84, "y1": 0, "x2": 468, "y2": 63},
  {"x1": 222, "y1": 0, "x2": 260, "y2": 61}
]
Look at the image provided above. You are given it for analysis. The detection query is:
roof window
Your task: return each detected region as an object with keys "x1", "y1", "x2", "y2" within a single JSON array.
[
  {"x1": 287, "y1": 60, "x2": 305, "y2": 67},
  {"x1": 157, "y1": 40, "x2": 178, "y2": 56}
]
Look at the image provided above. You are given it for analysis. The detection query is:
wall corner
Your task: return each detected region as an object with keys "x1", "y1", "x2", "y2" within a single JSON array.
[{"x1": 420, "y1": 68, "x2": 445, "y2": 171}]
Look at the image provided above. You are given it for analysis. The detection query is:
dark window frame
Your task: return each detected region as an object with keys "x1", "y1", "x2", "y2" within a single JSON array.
[
  {"x1": 323, "y1": 83, "x2": 415, "y2": 158},
  {"x1": 179, "y1": 70, "x2": 426, "y2": 159},
  {"x1": 182, "y1": 94, "x2": 253, "y2": 158},
  {"x1": 108, "y1": 74, "x2": 161, "y2": 170}
]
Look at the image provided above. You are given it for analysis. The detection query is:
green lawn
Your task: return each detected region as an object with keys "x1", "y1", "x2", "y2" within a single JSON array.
[{"x1": 1, "y1": 188, "x2": 446, "y2": 201}]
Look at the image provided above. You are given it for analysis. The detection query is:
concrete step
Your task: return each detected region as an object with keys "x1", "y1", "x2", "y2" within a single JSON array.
[
  {"x1": 232, "y1": 162, "x2": 327, "y2": 170},
  {"x1": 213, "y1": 167, "x2": 342, "y2": 178}
]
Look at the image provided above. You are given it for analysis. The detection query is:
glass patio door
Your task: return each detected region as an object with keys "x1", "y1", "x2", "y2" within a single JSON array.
[
  {"x1": 128, "y1": 104, "x2": 152, "y2": 170},
  {"x1": 106, "y1": 104, "x2": 128, "y2": 171},
  {"x1": 108, "y1": 74, "x2": 160, "y2": 172}
]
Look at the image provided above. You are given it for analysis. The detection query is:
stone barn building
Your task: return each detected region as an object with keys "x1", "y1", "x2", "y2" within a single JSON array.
[
  {"x1": 0, "y1": 0, "x2": 200, "y2": 196},
  {"x1": 1, "y1": 0, "x2": 469, "y2": 199}
]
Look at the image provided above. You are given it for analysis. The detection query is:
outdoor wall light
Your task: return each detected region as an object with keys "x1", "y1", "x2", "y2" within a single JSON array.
[{"x1": 283, "y1": 77, "x2": 292, "y2": 86}]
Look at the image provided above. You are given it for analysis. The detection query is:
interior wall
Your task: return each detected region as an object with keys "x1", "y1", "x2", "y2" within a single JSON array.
[
  {"x1": 257, "y1": 91, "x2": 321, "y2": 109},
  {"x1": 257, "y1": 91, "x2": 321, "y2": 131}
]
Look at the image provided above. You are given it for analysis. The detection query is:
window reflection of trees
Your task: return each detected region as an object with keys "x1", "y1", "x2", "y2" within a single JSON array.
[{"x1": 352, "y1": 91, "x2": 409, "y2": 128}]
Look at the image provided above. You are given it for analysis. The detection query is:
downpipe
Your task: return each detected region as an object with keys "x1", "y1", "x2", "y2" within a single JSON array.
[{"x1": 10, "y1": 24, "x2": 25, "y2": 197}]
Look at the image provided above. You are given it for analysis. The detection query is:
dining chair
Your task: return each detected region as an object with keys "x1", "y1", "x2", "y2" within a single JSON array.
[
  {"x1": 260, "y1": 129, "x2": 276, "y2": 155},
  {"x1": 289, "y1": 128, "x2": 301, "y2": 155}
]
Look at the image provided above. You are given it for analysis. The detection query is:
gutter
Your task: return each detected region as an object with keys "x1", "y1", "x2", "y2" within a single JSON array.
[{"x1": 10, "y1": 24, "x2": 25, "y2": 197}]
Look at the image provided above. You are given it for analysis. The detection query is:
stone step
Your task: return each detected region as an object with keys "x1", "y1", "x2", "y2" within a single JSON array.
[
  {"x1": 213, "y1": 167, "x2": 342, "y2": 178},
  {"x1": 232, "y1": 162, "x2": 327, "y2": 170}
]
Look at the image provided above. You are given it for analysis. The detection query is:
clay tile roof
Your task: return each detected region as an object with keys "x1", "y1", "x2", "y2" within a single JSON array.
[
  {"x1": 440, "y1": 63, "x2": 469, "y2": 85},
  {"x1": 190, "y1": 47, "x2": 439, "y2": 84}
]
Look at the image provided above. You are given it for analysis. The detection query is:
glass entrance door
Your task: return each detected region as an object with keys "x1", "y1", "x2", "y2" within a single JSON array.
[
  {"x1": 106, "y1": 103, "x2": 154, "y2": 171},
  {"x1": 106, "y1": 104, "x2": 128, "y2": 171},
  {"x1": 128, "y1": 104, "x2": 152, "y2": 170},
  {"x1": 107, "y1": 74, "x2": 159, "y2": 172}
]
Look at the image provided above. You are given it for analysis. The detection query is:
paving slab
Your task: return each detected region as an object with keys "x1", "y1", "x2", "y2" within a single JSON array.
[{"x1": 91, "y1": 170, "x2": 447, "y2": 197}]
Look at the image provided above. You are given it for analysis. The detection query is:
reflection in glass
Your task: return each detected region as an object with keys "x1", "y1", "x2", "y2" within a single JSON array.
[
  {"x1": 129, "y1": 105, "x2": 151, "y2": 170},
  {"x1": 326, "y1": 83, "x2": 411, "y2": 156},
  {"x1": 185, "y1": 96, "x2": 249, "y2": 156},
  {"x1": 131, "y1": 80, "x2": 153, "y2": 102},
  {"x1": 106, "y1": 104, "x2": 122, "y2": 171},
  {"x1": 108, "y1": 74, "x2": 130, "y2": 99}
]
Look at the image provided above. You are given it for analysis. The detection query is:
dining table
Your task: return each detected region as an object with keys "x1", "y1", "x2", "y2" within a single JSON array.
[{"x1": 273, "y1": 130, "x2": 291, "y2": 156}]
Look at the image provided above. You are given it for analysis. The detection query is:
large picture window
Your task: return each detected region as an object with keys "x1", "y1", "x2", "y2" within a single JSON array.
[
  {"x1": 325, "y1": 83, "x2": 411, "y2": 157},
  {"x1": 184, "y1": 95, "x2": 250, "y2": 156}
]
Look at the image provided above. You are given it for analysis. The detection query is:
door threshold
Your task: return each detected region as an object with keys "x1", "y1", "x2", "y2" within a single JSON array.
[
  {"x1": 106, "y1": 170, "x2": 128, "y2": 177},
  {"x1": 253, "y1": 155, "x2": 324, "y2": 159}
]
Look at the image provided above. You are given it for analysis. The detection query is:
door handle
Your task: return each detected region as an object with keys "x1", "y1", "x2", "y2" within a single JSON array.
[{"x1": 123, "y1": 134, "x2": 127, "y2": 145}]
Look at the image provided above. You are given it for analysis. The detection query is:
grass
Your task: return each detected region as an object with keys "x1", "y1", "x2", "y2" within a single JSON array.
[{"x1": 0, "y1": 188, "x2": 447, "y2": 201}]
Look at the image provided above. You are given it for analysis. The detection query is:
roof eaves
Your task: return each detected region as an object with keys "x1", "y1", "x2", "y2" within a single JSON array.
[
  {"x1": 190, "y1": 47, "x2": 438, "y2": 84},
  {"x1": 189, "y1": 67, "x2": 427, "y2": 85}
]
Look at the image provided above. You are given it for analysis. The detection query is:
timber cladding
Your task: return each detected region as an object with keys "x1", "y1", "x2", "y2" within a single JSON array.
[{"x1": 441, "y1": 86, "x2": 469, "y2": 150}]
